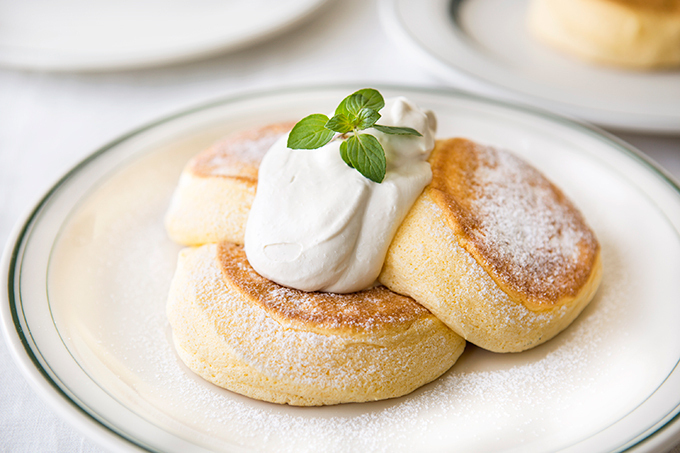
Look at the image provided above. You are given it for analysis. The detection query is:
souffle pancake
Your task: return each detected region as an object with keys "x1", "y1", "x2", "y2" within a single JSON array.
[
  {"x1": 167, "y1": 242, "x2": 465, "y2": 406},
  {"x1": 165, "y1": 122, "x2": 293, "y2": 246},
  {"x1": 379, "y1": 138, "x2": 602, "y2": 352}
]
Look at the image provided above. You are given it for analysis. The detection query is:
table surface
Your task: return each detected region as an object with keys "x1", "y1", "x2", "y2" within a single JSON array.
[{"x1": 1, "y1": 0, "x2": 679, "y2": 451}]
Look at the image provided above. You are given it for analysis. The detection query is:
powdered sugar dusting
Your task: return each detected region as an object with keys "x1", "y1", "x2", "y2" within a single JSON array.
[
  {"x1": 431, "y1": 140, "x2": 599, "y2": 305},
  {"x1": 190, "y1": 122, "x2": 294, "y2": 178},
  {"x1": 166, "y1": 242, "x2": 459, "y2": 399},
  {"x1": 426, "y1": 196, "x2": 563, "y2": 331},
  {"x1": 44, "y1": 126, "x2": 680, "y2": 453},
  {"x1": 217, "y1": 243, "x2": 430, "y2": 332},
  {"x1": 88, "y1": 228, "x2": 627, "y2": 452}
]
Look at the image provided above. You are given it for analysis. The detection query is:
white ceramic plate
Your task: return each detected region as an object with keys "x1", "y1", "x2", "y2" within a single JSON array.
[
  {"x1": 379, "y1": 0, "x2": 680, "y2": 133},
  {"x1": 3, "y1": 86, "x2": 680, "y2": 452},
  {"x1": 0, "y1": 0, "x2": 328, "y2": 71}
]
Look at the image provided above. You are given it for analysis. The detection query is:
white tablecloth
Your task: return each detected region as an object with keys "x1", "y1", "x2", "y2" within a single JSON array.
[{"x1": 1, "y1": 0, "x2": 679, "y2": 451}]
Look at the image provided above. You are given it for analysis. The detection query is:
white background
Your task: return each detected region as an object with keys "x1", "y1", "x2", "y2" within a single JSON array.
[{"x1": 0, "y1": 0, "x2": 679, "y2": 451}]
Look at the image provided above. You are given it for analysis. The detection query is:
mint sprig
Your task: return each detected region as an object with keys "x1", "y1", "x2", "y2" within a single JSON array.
[{"x1": 286, "y1": 88, "x2": 422, "y2": 183}]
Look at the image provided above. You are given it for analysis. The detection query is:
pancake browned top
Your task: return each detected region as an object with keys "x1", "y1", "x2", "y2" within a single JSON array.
[
  {"x1": 428, "y1": 138, "x2": 600, "y2": 310},
  {"x1": 189, "y1": 122, "x2": 295, "y2": 182},
  {"x1": 217, "y1": 242, "x2": 432, "y2": 334}
]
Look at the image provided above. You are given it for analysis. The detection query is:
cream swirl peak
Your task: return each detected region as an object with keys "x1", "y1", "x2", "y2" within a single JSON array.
[{"x1": 244, "y1": 96, "x2": 437, "y2": 293}]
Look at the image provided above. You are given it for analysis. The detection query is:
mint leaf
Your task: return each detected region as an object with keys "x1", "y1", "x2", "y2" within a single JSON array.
[
  {"x1": 336, "y1": 88, "x2": 385, "y2": 117},
  {"x1": 339, "y1": 140, "x2": 354, "y2": 168},
  {"x1": 373, "y1": 124, "x2": 422, "y2": 136},
  {"x1": 287, "y1": 114, "x2": 335, "y2": 149},
  {"x1": 325, "y1": 114, "x2": 354, "y2": 134},
  {"x1": 336, "y1": 93, "x2": 367, "y2": 117},
  {"x1": 344, "y1": 134, "x2": 386, "y2": 183},
  {"x1": 356, "y1": 108, "x2": 381, "y2": 129},
  {"x1": 352, "y1": 89, "x2": 385, "y2": 111}
]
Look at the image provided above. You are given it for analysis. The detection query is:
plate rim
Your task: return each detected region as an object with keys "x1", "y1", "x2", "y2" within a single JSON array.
[
  {"x1": 0, "y1": 197, "x2": 153, "y2": 452},
  {"x1": 0, "y1": 0, "x2": 330, "y2": 72},
  {"x1": 2, "y1": 83, "x2": 680, "y2": 452}
]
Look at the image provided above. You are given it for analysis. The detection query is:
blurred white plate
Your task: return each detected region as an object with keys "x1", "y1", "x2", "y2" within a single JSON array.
[
  {"x1": 0, "y1": 0, "x2": 329, "y2": 71},
  {"x1": 2, "y1": 86, "x2": 680, "y2": 452},
  {"x1": 380, "y1": 0, "x2": 680, "y2": 133}
]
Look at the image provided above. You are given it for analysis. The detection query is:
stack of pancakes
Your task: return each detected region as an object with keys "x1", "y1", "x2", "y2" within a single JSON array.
[{"x1": 165, "y1": 123, "x2": 601, "y2": 406}]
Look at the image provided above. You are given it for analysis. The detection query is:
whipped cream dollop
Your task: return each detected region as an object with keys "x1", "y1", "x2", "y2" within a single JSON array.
[{"x1": 244, "y1": 97, "x2": 437, "y2": 293}]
